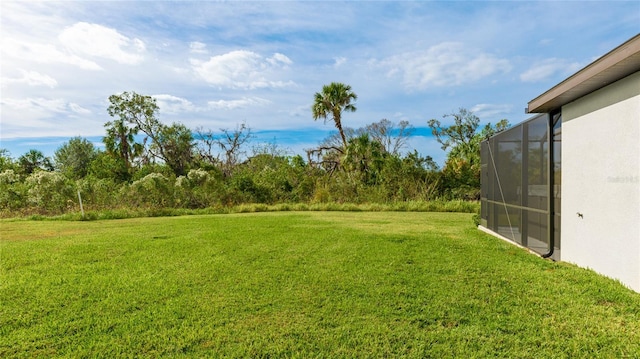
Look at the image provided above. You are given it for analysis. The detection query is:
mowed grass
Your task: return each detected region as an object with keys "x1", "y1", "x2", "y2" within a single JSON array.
[{"x1": 1, "y1": 212, "x2": 639, "y2": 358}]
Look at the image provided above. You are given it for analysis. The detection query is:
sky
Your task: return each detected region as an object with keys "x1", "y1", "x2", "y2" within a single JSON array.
[{"x1": 1, "y1": 1, "x2": 639, "y2": 166}]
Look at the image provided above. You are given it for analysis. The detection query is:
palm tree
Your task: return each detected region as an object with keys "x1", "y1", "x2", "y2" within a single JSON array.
[
  {"x1": 311, "y1": 82, "x2": 357, "y2": 151},
  {"x1": 343, "y1": 134, "x2": 385, "y2": 185},
  {"x1": 103, "y1": 119, "x2": 142, "y2": 179}
]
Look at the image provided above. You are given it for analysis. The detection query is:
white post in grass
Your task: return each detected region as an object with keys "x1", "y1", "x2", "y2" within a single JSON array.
[{"x1": 77, "y1": 189, "x2": 85, "y2": 219}]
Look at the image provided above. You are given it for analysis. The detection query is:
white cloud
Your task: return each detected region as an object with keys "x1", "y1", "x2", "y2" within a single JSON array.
[
  {"x1": 333, "y1": 57, "x2": 347, "y2": 67},
  {"x1": 1, "y1": 97, "x2": 93, "y2": 137},
  {"x1": 1, "y1": 97, "x2": 91, "y2": 115},
  {"x1": 190, "y1": 41, "x2": 207, "y2": 54},
  {"x1": 207, "y1": 97, "x2": 271, "y2": 110},
  {"x1": 58, "y1": 22, "x2": 146, "y2": 65},
  {"x1": 374, "y1": 42, "x2": 512, "y2": 90},
  {"x1": 267, "y1": 53, "x2": 292, "y2": 66},
  {"x1": 153, "y1": 94, "x2": 196, "y2": 114},
  {"x1": 470, "y1": 103, "x2": 513, "y2": 120},
  {"x1": 191, "y1": 50, "x2": 294, "y2": 89},
  {"x1": 68, "y1": 103, "x2": 91, "y2": 115},
  {"x1": 2, "y1": 39, "x2": 102, "y2": 70},
  {"x1": 2, "y1": 69, "x2": 58, "y2": 88},
  {"x1": 520, "y1": 58, "x2": 582, "y2": 82}
]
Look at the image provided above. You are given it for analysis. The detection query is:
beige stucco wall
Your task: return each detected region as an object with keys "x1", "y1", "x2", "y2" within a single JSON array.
[{"x1": 562, "y1": 71, "x2": 640, "y2": 292}]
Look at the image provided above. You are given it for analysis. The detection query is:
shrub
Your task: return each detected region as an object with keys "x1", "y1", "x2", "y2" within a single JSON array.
[
  {"x1": 25, "y1": 171, "x2": 75, "y2": 213},
  {"x1": 76, "y1": 177, "x2": 121, "y2": 210},
  {"x1": 0, "y1": 169, "x2": 27, "y2": 212},
  {"x1": 124, "y1": 172, "x2": 174, "y2": 208},
  {"x1": 175, "y1": 169, "x2": 225, "y2": 208}
]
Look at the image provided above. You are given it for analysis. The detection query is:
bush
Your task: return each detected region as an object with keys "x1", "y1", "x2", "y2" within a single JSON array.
[
  {"x1": 25, "y1": 171, "x2": 75, "y2": 213},
  {"x1": 175, "y1": 169, "x2": 226, "y2": 208},
  {"x1": 76, "y1": 177, "x2": 121, "y2": 210},
  {"x1": 124, "y1": 172, "x2": 175, "y2": 208},
  {"x1": 0, "y1": 169, "x2": 27, "y2": 212}
]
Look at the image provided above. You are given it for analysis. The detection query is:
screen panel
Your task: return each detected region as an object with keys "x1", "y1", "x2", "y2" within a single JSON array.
[{"x1": 480, "y1": 113, "x2": 560, "y2": 258}]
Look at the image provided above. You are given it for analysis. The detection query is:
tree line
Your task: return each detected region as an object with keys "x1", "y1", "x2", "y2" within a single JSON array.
[{"x1": 0, "y1": 83, "x2": 509, "y2": 216}]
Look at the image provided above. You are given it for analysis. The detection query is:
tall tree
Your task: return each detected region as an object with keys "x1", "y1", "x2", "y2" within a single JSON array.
[
  {"x1": 107, "y1": 91, "x2": 194, "y2": 176},
  {"x1": 0, "y1": 149, "x2": 17, "y2": 172},
  {"x1": 18, "y1": 149, "x2": 53, "y2": 175},
  {"x1": 363, "y1": 119, "x2": 415, "y2": 155},
  {"x1": 428, "y1": 108, "x2": 509, "y2": 199},
  {"x1": 428, "y1": 108, "x2": 509, "y2": 165},
  {"x1": 152, "y1": 123, "x2": 194, "y2": 176},
  {"x1": 342, "y1": 134, "x2": 385, "y2": 185},
  {"x1": 312, "y1": 82, "x2": 357, "y2": 150},
  {"x1": 107, "y1": 92, "x2": 160, "y2": 134},
  {"x1": 428, "y1": 108, "x2": 480, "y2": 159},
  {"x1": 54, "y1": 137, "x2": 98, "y2": 179},
  {"x1": 216, "y1": 123, "x2": 252, "y2": 177},
  {"x1": 107, "y1": 91, "x2": 158, "y2": 164},
  {"x1": 103, "y1": 117, "x2": 142, "y2": 180},
  {"x1": 194, "y1": 123, "x2": 252, "y2": 177}
]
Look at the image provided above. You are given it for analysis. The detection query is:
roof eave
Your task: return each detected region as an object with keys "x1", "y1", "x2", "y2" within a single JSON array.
[{"x1": 527, "y1": 34, "x2": 640, "y2": 114}]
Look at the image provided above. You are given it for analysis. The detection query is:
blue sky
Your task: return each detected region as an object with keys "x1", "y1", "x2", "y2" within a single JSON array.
[{"x1": 1, "y1": 1, "x2": 638, "y2": 166}]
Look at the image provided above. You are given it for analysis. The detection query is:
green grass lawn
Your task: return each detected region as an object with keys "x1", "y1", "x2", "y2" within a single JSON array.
[{"x1": 1, "y1": 212, "x2": 639, "y2": 358}]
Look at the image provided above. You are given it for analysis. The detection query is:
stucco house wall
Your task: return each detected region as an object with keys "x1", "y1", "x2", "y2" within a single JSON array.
[{"x1": 561, "y1": 71, "x2": 640, "y2": 291}]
